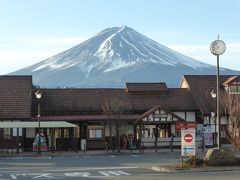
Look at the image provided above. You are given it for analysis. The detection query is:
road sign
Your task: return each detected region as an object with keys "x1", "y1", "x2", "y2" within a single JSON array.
[
  {"x1": 184, "y1": 133, "x2": 193, "y2": 143},
  {"x1": 181, "y1": 129, "x2": 196, "y2": 156},
  {"x1": 176, "y1": 121, "x2": 197, "y2": 132},
  {"x1": 203, "y1": 126, "x2": 213, "y2": 146}
]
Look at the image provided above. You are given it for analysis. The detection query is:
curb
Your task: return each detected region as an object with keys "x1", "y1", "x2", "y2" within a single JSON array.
[
  {"x1": 151, "y1": 165, "x2": 240, "y2": 173},
  {"x1": 151, "y1": 166, "x2": 176, "y2": 173}
]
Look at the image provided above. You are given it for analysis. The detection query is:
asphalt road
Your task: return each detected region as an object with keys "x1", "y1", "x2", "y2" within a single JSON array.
[{"x1": 0, "y1": 153, "x2": 239, "y2": 179}]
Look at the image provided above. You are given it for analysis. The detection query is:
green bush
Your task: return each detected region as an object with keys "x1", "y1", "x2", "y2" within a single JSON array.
[{"x1": 184, "y1": 156, "x2": 204, "y2": 167}]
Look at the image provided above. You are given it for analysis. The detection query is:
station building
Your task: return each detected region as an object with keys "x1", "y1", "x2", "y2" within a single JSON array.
[{"x1": 0, "y1": 75, "x2": 239, "y2": 152}]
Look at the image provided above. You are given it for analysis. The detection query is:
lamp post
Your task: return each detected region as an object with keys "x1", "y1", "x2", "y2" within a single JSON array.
[
  {"x1": 210, "y1": 37, "x2": 226, "y2": 149},
  {"x1": 210, "y1": 90, "x2": 217, "y2": 147},
  {"x1": 35, "y1": 89, "x2": 42, "y2": 155}
]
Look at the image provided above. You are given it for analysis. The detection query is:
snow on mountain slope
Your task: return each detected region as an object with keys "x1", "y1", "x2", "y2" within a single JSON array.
[{"x1": 9, "y1": 26, "x2": 238, "y2": 87}]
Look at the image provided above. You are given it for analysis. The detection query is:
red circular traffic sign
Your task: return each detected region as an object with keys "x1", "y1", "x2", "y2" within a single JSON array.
[{"x1": 184, "y1": 134, "x2": 193, "y2": 143}]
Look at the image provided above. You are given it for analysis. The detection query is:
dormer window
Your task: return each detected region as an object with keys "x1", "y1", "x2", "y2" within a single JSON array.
[
  {"x1": 229, "y1": 83, "x2": 240, "y2": 94},
  {"x1": 222, "y1": 76, "x2": 240, "y2": 94}
]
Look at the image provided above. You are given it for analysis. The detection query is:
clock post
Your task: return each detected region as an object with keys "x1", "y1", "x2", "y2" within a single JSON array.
[
  {"x1": 216, "y1": 53, "x2": 220, "y2": 148},
  {"x1": 210, "y1": 37, "x2": 226, "y2": 149}
]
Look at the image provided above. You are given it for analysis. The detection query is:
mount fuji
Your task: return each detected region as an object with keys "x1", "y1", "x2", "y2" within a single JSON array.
[{"x1": 9, "y1": 26, "x2": 238, "y2": 87}]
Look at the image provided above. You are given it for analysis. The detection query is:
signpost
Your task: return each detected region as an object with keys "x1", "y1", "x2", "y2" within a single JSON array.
[
  {"x1": 203, "y1": 126, "x2": 213, "y2": 147},
  {"x1": 181, "y1": 129, "x2": 196, "y2": 167}
]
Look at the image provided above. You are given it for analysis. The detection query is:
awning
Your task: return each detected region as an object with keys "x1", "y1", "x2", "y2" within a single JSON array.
[
  {"x1": 0, "y1": 121, "x2": 78, "y2": 128},
  {"x1": 31, "y1": 114, "x2": 140, "y2": 121}
]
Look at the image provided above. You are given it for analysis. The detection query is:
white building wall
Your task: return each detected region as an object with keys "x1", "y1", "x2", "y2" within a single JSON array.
[
  {"x1": 186, "y1": 112, "x2": 196, "y2": 121},
  {"x1": 26, "y1": 128, "x2": 35, "y2": 138},
  {"x1": 180, "y1": 79, "x2": 189, "y2": 88},
  {"x1": 171, "y1": 124, "x2": 176, "y2": 135},
  {"x1": 105, "y1": 125, "x2": 110, "y2": 136},
  {"x1": 104, "y1": 124, "x2": 134, "y2": 137},
  {"x1": 174, "y1": 112, "x2": 185, "y2": 119}
]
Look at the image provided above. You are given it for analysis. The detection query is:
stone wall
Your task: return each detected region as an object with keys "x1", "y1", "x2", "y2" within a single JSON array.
[{"x1": 204, "y1": 148, "x2": 238, "y2": 166}]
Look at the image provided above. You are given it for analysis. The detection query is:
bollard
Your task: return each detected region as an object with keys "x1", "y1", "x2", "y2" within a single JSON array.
[
  {"x1": 84, "y1": 143, "x2": 86, "y2": 154},
  {"x1": 170, "y1": 141, "x2": 173, "y2": 152},
  {"x1": 105, "y1": 141, "x2": 108, "y2": 154},
  {"x1": 155, "y1": 140, "x2": 157, "y2": 152}
]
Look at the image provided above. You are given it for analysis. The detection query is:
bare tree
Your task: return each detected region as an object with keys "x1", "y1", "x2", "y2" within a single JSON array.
[
  {"x1": 101, "y1": 96, "x2": 131, "y2": 152},
  {"x1": 220, "y1": 92, "x2": 240, "y2": 150}
]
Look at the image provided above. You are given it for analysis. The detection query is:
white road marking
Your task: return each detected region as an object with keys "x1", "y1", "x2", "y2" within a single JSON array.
[
  {"x1": 0, "y1": 170, "x2": 152, "y2": 179},
  {"x1": 44, "y1": 166, "x2": 138, "y2": 172},
  {"x1": 99, "y1": 171, "x2": 130, "y2": 176},
  {"x1": 10, "y1": 174, "x2": 17, "y2": 179},
  {"x1": 31, "y1": 173, "x2": 54, "y2": 179},
  {"x1": 110, "y1": 155, "x2": 116, "y2": 157},
  {"x1": 65, "y1": 172, "x2": 90, "y2": 177},
  {"x1": 132, "y1": 154, "x2": 138, "y2": 157}
]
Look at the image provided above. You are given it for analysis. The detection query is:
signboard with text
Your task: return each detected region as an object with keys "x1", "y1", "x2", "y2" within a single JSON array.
[
  {"x1": 181, "y1": 129, "x2": 196, "y2": 156},
  {"x1": 176, "y1": 121, "x2": 197, "y2": 132},
  {"x1": 203, "y1": 126, "x2": 213, "y2": 146}
]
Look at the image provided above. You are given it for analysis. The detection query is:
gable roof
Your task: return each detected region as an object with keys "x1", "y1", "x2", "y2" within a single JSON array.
[
  {"x1": 181, "y1": 75, "x2": 235, "y2": 115},
  {"x1": 135, "y1": 105, "x2": 186, "y2": 122},
  {"x1": 222, "y1": 76, "x2": 240, "y2": 86},
  {"x1": 125, "y1": 83, "x2": 168, "y2": 92},
  {"x1": 0, "y1": 76, "x2": 32, "y2": 119}
]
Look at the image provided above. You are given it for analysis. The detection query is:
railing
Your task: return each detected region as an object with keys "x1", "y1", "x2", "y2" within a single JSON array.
[{"x1": 141, "y1": 137, "x2": 204, "y2": 151}]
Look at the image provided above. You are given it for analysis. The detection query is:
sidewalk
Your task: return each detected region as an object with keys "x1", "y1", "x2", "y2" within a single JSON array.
[
  {"x1": 151, "y1": 147, "x2": 240, "y2": 173},
  {"x1": 1, "y1": 148, "x2": 240, "y2": 173},
  {"x1": 151, "y1": 165, "x2": 240, "y2": 173},
  {"x1": 1, "y1": 147, "x2": 237, "y2": 159},
  {"x1": 0, "y1": 148, "x2": 184, "y2": 158}
]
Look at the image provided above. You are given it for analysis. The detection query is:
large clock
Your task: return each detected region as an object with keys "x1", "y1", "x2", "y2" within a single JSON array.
[{"x1": 210, "y1": 39, "x2": 226, "y2": 55}]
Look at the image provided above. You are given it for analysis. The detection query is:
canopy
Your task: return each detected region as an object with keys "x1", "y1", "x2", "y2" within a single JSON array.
[{"x1": 0, "y1": 121, "x2": 78, "y2": 128}]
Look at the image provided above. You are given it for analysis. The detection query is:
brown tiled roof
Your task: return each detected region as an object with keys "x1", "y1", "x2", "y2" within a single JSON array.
[
  {"x1": 0, "y1": 76, "x2": 32, "y2": 119},
  {"x1": 32, "y1": 87, "x2": 198, "y2": 117},
  {"x1": 125, "y1": 83, "x2": 168, "y2": 92},
  {"x1": 182, "y1": 75, "x2": 235, "y2": 115}
]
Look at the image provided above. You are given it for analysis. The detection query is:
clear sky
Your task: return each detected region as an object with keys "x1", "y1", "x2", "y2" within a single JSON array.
[{"x1": 1, "y1": 0, "x2": 240, "y2": 74}]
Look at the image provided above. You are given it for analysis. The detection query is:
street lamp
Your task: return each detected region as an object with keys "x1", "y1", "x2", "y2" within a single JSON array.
[
  {"x1": 35, "y1": 89, "x2": 42, "y2": 155},
  {"x1": 210, "y1": 89, "x2": 217, "y2": 147},
  {"x1": 210, "y1": 37, "x2": 226, "y2": 149}
]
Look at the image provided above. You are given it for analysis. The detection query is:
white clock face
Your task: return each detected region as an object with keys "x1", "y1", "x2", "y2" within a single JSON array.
[{"x1": 210, "y1": 40, "x2": 226, "y2": 55}]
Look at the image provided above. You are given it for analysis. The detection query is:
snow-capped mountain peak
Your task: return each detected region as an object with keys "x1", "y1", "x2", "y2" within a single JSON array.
[
  {"x1": 9, "y1": 26, "x2": 238, "y2": 88},
  {"x1": 91, "y1": 26, "x2": 211, "y2": 70}
]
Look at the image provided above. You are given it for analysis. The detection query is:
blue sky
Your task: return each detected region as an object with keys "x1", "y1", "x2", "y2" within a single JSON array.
[{"x1": 1, "y1": 0, "x2": 240, "y2": 74}]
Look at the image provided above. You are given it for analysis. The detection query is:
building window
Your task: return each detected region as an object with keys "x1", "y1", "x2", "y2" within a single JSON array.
[
  {"x1": 229, "y1": 85, "x2": 240, "y2": 94},
  {"x1": 64, "y1": 129, "x2": 69, "y2": 138},
  {"x1": 142, "y1": 125, "x2": 156, "y2": 138},
  {"x1": 55, "y1": 129, "x2": 61, "y2": 138},
  {"x1": 3, "y1": 128, "x2": 11, "y2": 140},
  {"x1": 88, "y1": 126, "x2": 103, "y2": 139},
  {"x1": 74, "y1": 127, "x2": 80, "y2": 138}
]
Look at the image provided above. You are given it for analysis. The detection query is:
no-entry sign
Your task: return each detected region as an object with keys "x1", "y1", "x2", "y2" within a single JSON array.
[
  {"x1": 184, "y1": 133, "x2": 193, "y2": 143},
  {"x1": 181, "y1": 129, "x2": 195, "y2": 156}
]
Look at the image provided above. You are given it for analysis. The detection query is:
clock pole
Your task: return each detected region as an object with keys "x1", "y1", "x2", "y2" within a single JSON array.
[
  {"x1": 210, "y1": 37, "x2": 226, "y2": 149},
  {"x1": 216, "y1": 54, "x2": 220, "y2": 148}
]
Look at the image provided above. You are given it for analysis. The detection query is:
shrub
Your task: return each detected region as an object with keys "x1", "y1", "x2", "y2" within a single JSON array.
[{"x1": 184, "y1": 156, "x2": 204, "y2": 167}]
